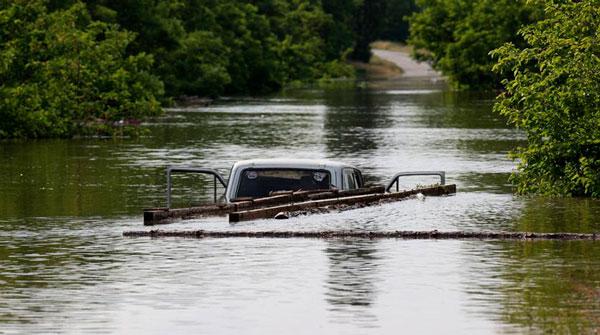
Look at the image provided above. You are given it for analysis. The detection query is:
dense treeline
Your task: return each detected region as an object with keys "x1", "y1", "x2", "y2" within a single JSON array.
[
  {"x1": 0, "y1": 2, "x2": 164, "y2": 138},
  {"x1": 1, "y1": 0, "x2": 416, "y2": 138},
  {"x1": 64, "y1": 0, "x2": 356, "y2": 97},
  {"x1": 410, "y1": 0, "x2": 599, "y2": 197},
  {"x1": 408, "y1": 0, "x2": 542, "y2": 89}
]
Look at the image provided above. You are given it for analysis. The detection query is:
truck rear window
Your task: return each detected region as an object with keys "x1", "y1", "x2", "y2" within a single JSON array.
[{"x1": 236, "y1": 169, "x2": 331, "y2": 198}]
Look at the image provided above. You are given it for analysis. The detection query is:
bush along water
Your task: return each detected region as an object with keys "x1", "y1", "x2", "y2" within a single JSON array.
[
  {"x1": 491, "y1": 0, "x2": 600, "y2": 197},
  {"x1": 1, "y1": 1, "x2": 422, "y2": 138},
  {"x1": 408, "y1": 0, "x2": 542, "y2": 89},
  {"x1": 0, "y1": 2, "x2": 163, "y2": 138}
]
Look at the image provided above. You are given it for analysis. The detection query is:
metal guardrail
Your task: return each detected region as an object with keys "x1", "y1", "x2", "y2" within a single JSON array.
[
  {"x1": 386, "y1": 171, "x2": 446, "y2": 192},
  {"x1": 166, "y1": 166, "x2": 227, "y2": 208}
]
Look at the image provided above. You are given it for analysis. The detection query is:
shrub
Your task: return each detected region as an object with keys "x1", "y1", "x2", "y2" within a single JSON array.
[
  {"x1": 492, "y1": 0, "x2": 600, "y2": 197},
  {"x1": 0, "y1": 1, "x2": 163, "y2": 138}
]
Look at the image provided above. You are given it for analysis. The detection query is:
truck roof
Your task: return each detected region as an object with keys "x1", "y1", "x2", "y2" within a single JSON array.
[{"x1": 231, "y1": 158, "x2": 357, "y2": 171}]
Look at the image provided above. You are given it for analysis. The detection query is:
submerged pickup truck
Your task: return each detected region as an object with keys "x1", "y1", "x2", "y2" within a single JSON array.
[{"x1": 145, "y1": 158, "x2": 455, "y2": 225}]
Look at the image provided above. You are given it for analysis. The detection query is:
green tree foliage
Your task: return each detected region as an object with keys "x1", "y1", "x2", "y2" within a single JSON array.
[
  {"x1": 79, "y1": 0, "x2": 355, "y2": 96},
  {"x1": 320, "y1": 0, "x2": 357, "y2": 61},
  {"x1": 161, "y1": 30, "x2": 230, "y2": 97},
  {"x1": 350, "y1": 0, "x2": 387, "y2": 62},
  {"x1": 272, "y1": 1, "x2": 334, "y2": 82},
  {"x1": 322, "y1": 0, "x2": 416, "y2": 63},
  {"x1": 492, "y1": 1, "x2": 600, "y2": 197},
  {"x1": 0, "y1": 1, "x2": 163, "y2": 138},
  {"x1": 379, "y1": 0, "x2": 417, "y2": 42},
  {"x1": 1, "y1": 0, "x2": 420, "y2": 138},
  {"x1": 408, "y1": 0, "x2": 541, "y2": 88}
]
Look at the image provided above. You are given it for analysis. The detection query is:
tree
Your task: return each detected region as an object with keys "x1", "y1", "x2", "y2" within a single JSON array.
[
  {"x1": 378, "y1": 0, "x2": 417, "y2": 42},
  {"x1": 81, "y1": 0, "x2": 351, "y2": 96},
  {"x1": 320, "y1": 0, "x2": 357, "y2": 61},
  {"x1": 491, "y1": 0, "x2": 600, "y2": 197},
  {"x1": 212, "y1": 1, "x2": 281, "y2": 93},
  {"x1": 160, "y1": 30, "x2": 231, "y2": 97},
  {"x1": 408, "y1": 0, "x2": 541, "y2": 89},
  {"x1": 350, "y1": 0, "x2": 387, "y2": 62},
  {"x1": 0, "y1": 1, "x2": 163, "y2": 138}
]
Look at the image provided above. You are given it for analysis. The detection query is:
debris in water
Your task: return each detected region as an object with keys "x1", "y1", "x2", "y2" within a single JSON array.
[
  {"x1": 122, "y1": 229, "x2": 599, "y2": 240},
  {"x1": 274, "y1": 212, "x2": 290, "y2": 220}
]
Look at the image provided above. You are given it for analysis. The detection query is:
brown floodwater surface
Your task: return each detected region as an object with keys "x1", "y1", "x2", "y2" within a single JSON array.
[{"x1": 1, "y1": 81, "x2": 599, "y2": 333}]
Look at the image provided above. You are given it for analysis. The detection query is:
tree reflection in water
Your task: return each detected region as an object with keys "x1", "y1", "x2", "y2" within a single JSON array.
[
  {"x1": 322, "y1": 88, "x2": 390, "y2": 158},
  {"x1": 462, "y1": 239, "x2": 600, "y2": 333},
  {"x1": 324, "y1": 239, "x2": 381, "y2": 328}
]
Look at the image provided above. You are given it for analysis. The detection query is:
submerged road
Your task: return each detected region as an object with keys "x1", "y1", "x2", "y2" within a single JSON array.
[{"x1": 372, "y1": 48, "x2": 442, "y2": 78}]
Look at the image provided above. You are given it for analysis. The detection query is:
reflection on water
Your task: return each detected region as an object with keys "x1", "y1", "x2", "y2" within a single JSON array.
[
  {"x1": 1, "y1": 83, "x2": 599, "y2": 333},
  {"x1": 323, "y1": 88, "x2": 389, "y2": 157},
  {"x1": 325, "y1": 239, "x2": 380, "y2": 328},
  {"x1": 462, "y1": 240, "x2": 600, "y2": 333},
  {"x1": 515, "y1": 197, "x2": 600, "y2": 233}
]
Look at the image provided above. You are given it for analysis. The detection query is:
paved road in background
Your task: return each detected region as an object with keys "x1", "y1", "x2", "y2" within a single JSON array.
[{"x1": 372, "y1": 49, "x2": 442, "y2": 78}]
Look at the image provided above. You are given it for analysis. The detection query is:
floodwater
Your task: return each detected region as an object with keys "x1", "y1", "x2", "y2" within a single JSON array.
[{"x1": 1, "y1": 78, "x2": 599, "y2": 334}]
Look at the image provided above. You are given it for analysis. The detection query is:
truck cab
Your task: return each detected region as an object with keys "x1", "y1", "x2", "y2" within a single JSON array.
[
  {"x1": 164, "y1": 159, "x2": 445, "y2": 209},
  {"x1": 225, "y1": 159, "x2": 363, "y2": 202}
]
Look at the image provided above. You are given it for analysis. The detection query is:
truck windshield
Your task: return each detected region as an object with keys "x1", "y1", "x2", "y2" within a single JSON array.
[{"x1": 236, "y1": 169, "x2": 331, "y2": 198}]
